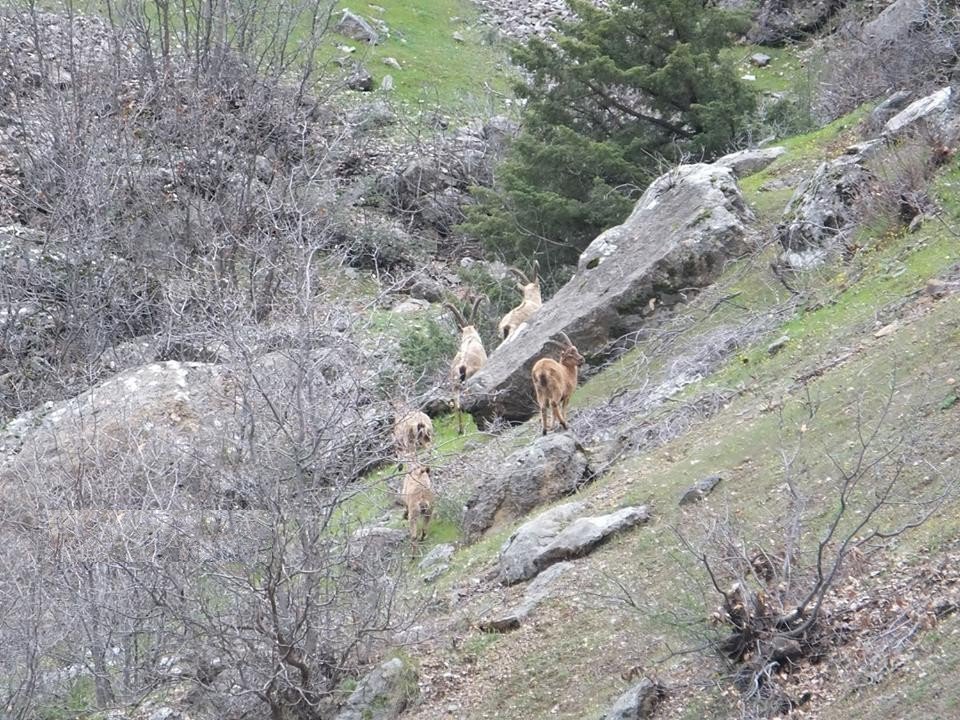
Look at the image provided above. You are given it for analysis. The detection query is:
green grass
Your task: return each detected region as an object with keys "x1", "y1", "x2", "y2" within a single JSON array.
[
  {"x1": 724, "y1": 43, "x2": 810, "y2": 95},
  {"x1": 327, "y1": 0, "x2": 513, "y2": 112}
]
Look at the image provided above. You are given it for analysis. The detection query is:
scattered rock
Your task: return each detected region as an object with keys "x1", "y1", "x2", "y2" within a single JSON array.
[
  {"x1": 383, "y1": 57, "x2": 402, "y2": 70},
  {"x1": 452, "y1": 31, "x2": 465, "y2": 42},
  {"x1": 336, "y1": 9, "x2": 379, "y2": 44},
  {"x1": 419, "y1": 543, "x2": 455, "y2": 572},
  {"x1": 883, "y1": 86, "x2": 956, "y2": 138},
  {"x1": 866, "y1": 90, "x2": 913, "y2": 133},
  {"x1": 767, "y1": 335, "x2": 790, "y2": 356},
  {"x1": 533, "y1": 506, "x2": 650, "y2": 571},
  {"x1": 749, "y1": 53, "x2": 772, "y2": 67},
  {"x1": 874, "y1": 321, "x2": 899, "y2": 338},
  {"x1": 346, "y1": 66, "x2": 374, "y2": 92},
  {"x1": 498, "y1": 502, "x2": 587, "y2": 585},
  {"x1": 381, "y1": 74, "x2": 394, "y2": 92},
  {"x1": 741, "y1": 74, "x2": 756, "y2": 82},
  {"x1": 679, "y1": 474, "x2": 723, "y2": 505},
  {"x1": 602, "y1": 678, "x2": 667, "y2": 720},
  {"x1": 479, "y1": 561, "x2": 573, "y2": 632},
  {"x1": 463, "y1": 163, "x2": 752, "y2": 424},
  {"x1": 333, "y1": 657, "x2": 417, "y2": 720},
  {"x1": 462, "y1": 434, "x2": 591, "y2": 539},
  {"x1": 715, "y1": 146, "x2": 785, "y2": 178},
  {"x1": 391, "y1": 298, "x2": 430, "y2": 314}
]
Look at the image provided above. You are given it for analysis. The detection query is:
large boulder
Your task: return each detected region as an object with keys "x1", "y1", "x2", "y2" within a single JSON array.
[
  {"x1": 883, "y1": 86, "x2": 960, "y2": 140},
  {"x1": 462, "y1": 163, "x2": 752, "y2": 424},
  {"x1": 498, "y1": 503, "x2": 650, "y2": 585},
  {"x1": 749, "y1": 0, "x2": 844, "y2": 45},
  {"x1": 498, "y1": 501, "x2": 587, "y2": 585},
  {"x1": 776, "y1": 141, "x2": 882, "y2": 269},
  {"x1": 602, "y1": 678, "x2": 667, "y2": 720},
  {"x1": 715, "y1": 146, "x2": 785, "y2": 178},
  {"x1": 333, "y1": 657, "x2": 418, "y2": 720},
  {"x1": 462, "y1": 434, "x2": 590, "y2": 539},
  {"x1": 863, "y1": 0, "x2": 931, "y2": 44}
]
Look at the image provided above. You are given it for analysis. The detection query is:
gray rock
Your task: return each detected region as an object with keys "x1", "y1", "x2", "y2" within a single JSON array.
[
  {"x1": 346, "y1": 66, "x2": 374, "y2": 92},
  {"x1": 603, "y1": 678, "x2": 666, "y2": 720},
  {"x1": 479, "y1": 561, "x2": 574, "y2": 632},
  {"x1": 863, "y1": 0, "x2": 929, "y2": 44},
  {"x1": 750, "y1": 0, "x2": 844, "y2": 44},
  {"x1": 463, "y1": 163, "x2": 752, "y2": 424},
  {"x1": 419, "y1": 543, "x2": 455, "y2": 571},
  {"x1": 883, "y1": 86, "x2": 955, "y2": 138},
  {"x1": 349, "y1": 527, "x2": 408, "y2": 572},
  {"x1": 766, "y1": 335, "x2": 790, "y2": 356},
  {"x1": 533, "y1": 506, "x2": 650, "y2": 570},
  {"x1": 498, "y1": 502, "x2": 587, "y2": 585},
  {"x1": 336, "y1": 9, "x2": 379, "y2": 44},
  {"x1": 381, "y1": 74, "x2": 394, "y2": 92},
  {"x1": 391, "y1": 297, "x2": 430, "y2": 314},
  {"x1": 463, "y1": 434, "x2": 590, "y2": 539},
  {"x1": 334, "y1": 657, "x2": 417, "y2": 720},
  {"x1": 749, "y1": 53, "x2": 772, "y2": 67},
  {"x1": 679, "y1": 474, "x2": 723, "y2": 505},
  {"x1": 866, "y1": 90, "x2": 914, "y2": 134},
  {"x1": 776, "y1": 141, "x2": 883, "y2": 268},
  {"x1": 382, "y1": 56, "x2": 401, "y2": 70},
  {"x1": 407, "y1": 276, "x2": 444, "y2": 302},
  {"x1": 714, "y1": 146, "x2": 785, "y2": 178}
]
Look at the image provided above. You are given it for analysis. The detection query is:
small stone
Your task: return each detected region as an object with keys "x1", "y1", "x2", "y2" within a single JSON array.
[
  {"x1": 381, "y1": 74, "x2": 394, "y2": 92},
  {"x1": 926, "y1": 279, "x2": 949, "y2": 298},
  {"x1": 874, "y1": 321, "x2": 899, "y2": 338},
  {"x1": 452, "y1": 31, "x2": 465, "y2": 42},
  {"x1": 767, "y1": 335, "x2": 789, "y2": 356},
  {"x1": 679, "y1": 474, "x2": 723, "y2": 505},
  {"x1": 741, "y1": 74, "x2": 756, "y2": 81},
  {"x1": 337, "y1": 44, "x2": 356, "y2": 54},
  {"x1": 749, "y1": 52, "x2": 772, "y2": 67},
  {"x1": 383, "y1": 56, "x2": 401, "y2": 70}
]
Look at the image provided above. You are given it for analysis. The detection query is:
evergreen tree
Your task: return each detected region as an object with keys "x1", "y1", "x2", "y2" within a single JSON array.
[{"x1": 464, "y1": 0, "x2": 755, "y2": 266}]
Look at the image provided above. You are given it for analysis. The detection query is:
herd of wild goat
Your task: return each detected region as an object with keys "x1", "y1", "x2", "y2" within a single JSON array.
[{"x1": 393, "y1": 262, "x2": 585, "y2": 540}]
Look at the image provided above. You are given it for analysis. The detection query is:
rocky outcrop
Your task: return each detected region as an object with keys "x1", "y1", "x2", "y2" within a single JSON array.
[
  {"x1": 863, "y1": 0, "x2": 930, "y2": 44},
  {"x1": 499, "y1": 501, "x2": 587, "y2": 585},
  {"x1": 749, "y1": 0, "x2": 845, "y2": 45},
  {"x1": 333, "y1": 657, "x2": 418, "y2": 720},
  {"x1": 336, "y1": 9, "x2": 380, "y2": 44},
  {"x1": 498, "y1": 503, "x2": 650, "y2": 585},
  {"x1": 679, "y1": 474, "x2": 723, "y2": 505},
  {"x1": 602, "y1": 678, "x2": 667, "y2": 720},
  {"x1": 715, "y1": 147, "x2": 786, "y2": 179},
  {"x1": 776, "y1": 141, "x2": 881, "y2": 269},
  {"x1": 462, "y1": 434, "x2": 591, "y2": 539},
  {"x1": 883, "y1": 86, "x2": 959, "y2": 139},
  {"x1": 866, "y1": 90, "x2": 914, "y2": 134},
  {"x1": 479, "y1": 561, "x2": 574, "y2": 632},
  {"x1": 462, "y1": 163, "x2": 752, "y2": 424}
]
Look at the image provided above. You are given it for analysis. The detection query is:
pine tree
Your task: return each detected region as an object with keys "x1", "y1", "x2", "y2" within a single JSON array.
[{"x1": 464, "y1": 0, "x2": 755, "y2": 267}]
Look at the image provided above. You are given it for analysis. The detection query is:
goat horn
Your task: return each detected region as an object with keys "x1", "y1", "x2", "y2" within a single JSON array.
[
  {"x1": 470, "y1": 295, "x2": 485, "y2": 324},
  {"x1": 443, "y1": 302, "x2": 466, "y2": 329},
  {"x1": 508, "y1": 267, "x2": 529, "y2": 284},
  {"x1": 531, "y1": 259, "x2": 539, "y2": 282},
  {"x1": 556, "y1": 331, "x2": 574, "y2": 347}
]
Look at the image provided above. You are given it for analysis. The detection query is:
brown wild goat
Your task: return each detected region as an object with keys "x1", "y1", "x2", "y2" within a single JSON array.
[
  {"x1": 498, "y1": 261, "x2": 541, "y2": 343},
  {"x1": 392, "y1": 410, "x2": 433, "y2": 464},
  {"x1": 401, "y1": 465, "x2": 434, "y2": 541},
  {"x1": 444, "y1": 296, "x2": 487, "y2": 435},
  {"x1": 531, "y1": 332, "x2": 584, "y2": 435}
]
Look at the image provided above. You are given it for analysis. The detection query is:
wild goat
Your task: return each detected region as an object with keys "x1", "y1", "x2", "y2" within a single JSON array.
[
  {"x1": 498, "y1": 261, "x2": 541, "y2": 343},
  {"x1": 444, "y1": 296, "x2": 487, "y2": 435},
  {"x1": 392, "y1": 409, "x2": 433, "y2": 465},
  {"x1": 401, "y1": 464, "x2": 434, "y2": 541},
  {"x1": 531, "y1": 332, "x2": 585, "y2": 435}
]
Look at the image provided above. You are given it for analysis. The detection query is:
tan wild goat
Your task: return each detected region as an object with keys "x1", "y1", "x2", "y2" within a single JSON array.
[
  {"x1": 444, "y1": 296, "x2": 487, "y2": 435},
  {"x1": 401, "y1": 464, "x2": 434, "y2": 541},
  {"x1": 392, "y1": 409, "x2": 433, "y2": 465},
  {"x1": 498, "y1": 261, "x2": 541, "y2": 343},
  {"x1": 531, "y1": 332, "x2": 585, "y2": 435}
]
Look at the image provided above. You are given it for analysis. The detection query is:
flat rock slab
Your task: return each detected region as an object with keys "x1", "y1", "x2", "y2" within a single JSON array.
[
  {"x1": 715, "y1": 147, "x2": 785, "y2": 179},
  {"x1": 462, "y1": 162, "x2": 752, "y2": 424},
  {"x1": 679, "y1": 474, "x2": 723, "y2": 505},
  {"x1": 883, "y1": 86, "x2": 956, "y2": 138},
  {"x1": 479, "y1": 561, "x2": 574, "y2": 632},
  {"x1": 533, "y1": 506, "x2": 650, "y2": 570},
  {"x1": 498, "y1": 501, "x2": 587, "y2": 585}
]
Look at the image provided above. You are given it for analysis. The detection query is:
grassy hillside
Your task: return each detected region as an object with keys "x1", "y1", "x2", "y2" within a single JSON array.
[{"x1": 392, "y1": 108, "x2": 960, "y2": 719}]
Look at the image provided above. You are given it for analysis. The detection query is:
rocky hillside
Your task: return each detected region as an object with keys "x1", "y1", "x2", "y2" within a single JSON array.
[{"x1": 2, "y1": 1, "x2": 960, "y2": 720}]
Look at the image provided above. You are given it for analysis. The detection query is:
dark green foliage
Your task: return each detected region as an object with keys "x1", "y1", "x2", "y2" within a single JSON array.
[{"x1": 463, "y1": 0, "x2": 756, "y2": 266}]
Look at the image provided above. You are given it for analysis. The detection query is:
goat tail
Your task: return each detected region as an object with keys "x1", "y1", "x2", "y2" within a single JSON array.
[
  {"x1": 458, "y1": 365, "x2": 467, "y2": 383},
  {"x1": 419, "y1": 500, "x2": 432, "y2": 520},
  {"x1": 536, "y1": 371, "x2": 549, "y2": 388}
]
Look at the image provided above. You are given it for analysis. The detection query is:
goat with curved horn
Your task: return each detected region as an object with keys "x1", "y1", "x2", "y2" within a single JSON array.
[
  {"x1": 498, "y1": 260, "x2": 542, "y2": 344},
  {"x1": 531, "y1": 333, "x2": 585, "y2": 435},
  {"x1": 445, "y1": 296, "x2": 488, "y2": 434}
]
